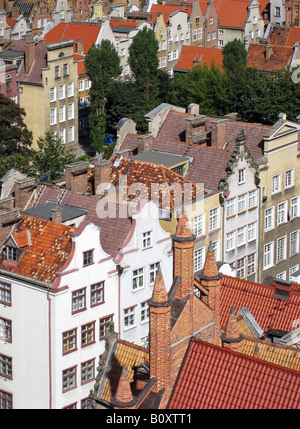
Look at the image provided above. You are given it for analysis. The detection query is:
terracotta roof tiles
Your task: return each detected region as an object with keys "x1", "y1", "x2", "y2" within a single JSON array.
[
  {"x1": 174, "y1": 45, "x2": 224, "y2": 71},
  {"x1": 169, "y1": 338, "x2": 300, "y2": 409},
  {"x1": 216, "y1": 0, "x2": 250, "y2": 28},
  {"x1": 247, "y1": 43, "x2": 294, "y2": 72}
]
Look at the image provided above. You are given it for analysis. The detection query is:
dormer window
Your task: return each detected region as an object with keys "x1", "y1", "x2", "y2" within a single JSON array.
[{"x1": 6, "y1": 246, "x2": 18, "y2": 261}]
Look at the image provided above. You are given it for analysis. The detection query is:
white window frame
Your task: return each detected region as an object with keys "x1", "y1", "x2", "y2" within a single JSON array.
[
  {"x1": 247, "y1": 253, "x2": 255, "y2": 277},
  {"x1": 68, "y1": 126, "x2": 74, "y2": 143},
  {"x1": 78, "y1": 80, "x2": 84, "y2": 91},
  {"x1": 272, "y1": 174, "x2": 281, "y2": 194},
  {"x1": 59, "y1": 128, "x2": 66, "y2": 145},
  {"x1": 209, "y1": 207, "x2": 219, "y2": 232},
  {"x1": 290, "y1": 230, "x2": 299, "y2": 257},
  {"x1": 247, "y1": 222, "x2": 257, "y2": 242},
  {"x1": 140, "y1": 302, "x2": 149, "y2": 324},
  {"x1": 265, "y1": 206, "x2": 274, "y2": 231},
  {"x1": 226, "y1": 198, "x2": 236, "y2": 218},
  {"x1": 50, "y1": 86, "x2": 56, "y2": 102},
  {"x1": 50, "y1": 107, "x2": 57, "y2": 125},
  {"x1": 132, "y1": 268, "x2": 144, "y2": 291},
  {"x1": 285, "y1": 169, "x2": 294, "y2": 189},
  {"x1": 58, "y1": 84, "x2": 65, "y2": 100},
  {"x1": 289, "y1": 265, "x2": 299, "y2": 281},
  {"x1": 124, "y1": 306, "x2": 136, "y2": 329},
  {"x1": 194, "y1": 246, "x2": 205, "y2": 272},
  {"x1": 277, "y1": 236, "x2": 287, "y2": 263},
  {"x1": 237, "y1": 226, "x2": 246, "y2": 247},
  {"x1": 149, "y1": 262, "x2": 160, "y2": 286},
  {"x1": 142, "y1": 231, "x2": 152, "y2": 249},
  {"x1": 67, "y1": 82, "x2": 74, "y2": 97},
  {"x1": 276, "y1": 271, "x2": 286, "y2": 281},
  {"x1": 264, "y1": 241, "x2": 274, "y2": 270},
  {"x1": 212, "y1": 240, "x2": 220, "y2": 261},
  {"x1": 68, "y1": 103, "x2": 74, "y2": 120},
  {"x1": 277, "y1": 201, "x2": 287, "y2": 225},
  {"x1": 192, "y1": 29, "x2": 197, "y2": 41},
  {"x1": 236, "y1": 257, "x2": 246, "y2": 279},
  {"x1": 248, "y1": 190, "x2": 257, "y2": 209},
  {"x1": 291, "y1": 196, "x2": 299, "y2": 219},
  {"x1": 59, "y1": 105, "x2": 66, "y2": 123},
  {"x1": 194, "y1": 213, "x2": 205, "y2": 237},
  {"x1": 226, "y1": 231, "x2": 235, "y2": 252},
  {"x1": 238, "y1": 194, "x2": 247, "y2": 213}
]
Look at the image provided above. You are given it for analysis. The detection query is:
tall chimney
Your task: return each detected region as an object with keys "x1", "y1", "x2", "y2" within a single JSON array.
[
  {"x1": 211, "y1": 119, "x2": 227, "y2": 149},
  {"x1": 137, "y1": 134, "x2": 152, "y2": 154},
  {"x1": 0, "y1": 208, "x2": 21, "y2": 249},
  {"x1": 14, "y1": 177, "x2": 36, "y2": 210},
  {"x1": 25, "y1": 40, "x2": 35, "y2": 76},
  {"x1": 265, "y1": 45, "x2": 272, "y2": 60},
  {"x1": 65, "y1": 161, "x2": 89, "y2": 194},
  {"x1": 51, "y1": 206, "x2": 63, "y2": 224},
  {"x1": 76, "y1": 37, "x2": 84, "y2": 55},
  {"x1": 94, "y1": 160, "x2": 111, "y2": 195}
]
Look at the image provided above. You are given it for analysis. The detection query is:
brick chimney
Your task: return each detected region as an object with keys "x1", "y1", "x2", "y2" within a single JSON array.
[
  {"x1": 65, "y1": 161, "x2": 89, "y2": 194},
  {"x1": 10, "y1": 6, "x2": 20, "y2": 18},
  {"x1": 220, "y1": 305, "x2": 243, "y2": 352},
  {"x1": 265, "y1": 45, "x2": 273, "y2": 60},
  {"x1": 76, "y1": 37, "x2": 84, "y2": 55},
  {"x1": 25, "y1": 39, "x2": 36, "y2": 76},
  {"x1": 0, "y1": 208, "x2": 21, "y2": 249},
  {"x1": 14, "y1": 177, "x2": 36, "y2": 210},
  {"x1": 51, "y1": 206, "x2": 63, "y2": 224},
  {"x1": 172, "y1": 213, "x2": 196, "y2": 300},
  {"x1": 148, "y1": 264, "x2": 171, "y2": 395},
  {"x1": 137, "y1": 134, "x2": 153, "y2": 153},
  {"x1": 198, "y1": 242, "x2": 222, "y2": 345},
  {"x1": 211, "y1": 119, "x2": 227, "y2": 149},
  {"x1": 186, "y1": 103, "x2": 199, "y2": 115},
  {"x1": 94, "y1": 160, "x2": 111, "y2": 195},
  {"x1": 185, "y1": 115, "x2": 207, "y2": 144},
  {"x1": 111, "y1": 366, "x2": 136, "y2": 409}
]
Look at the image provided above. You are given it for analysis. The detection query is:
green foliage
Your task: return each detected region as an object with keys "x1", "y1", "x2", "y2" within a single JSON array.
[
  {"x1": 84, "y1": 40, "x2": 122, "y2": 153},
  {"x1": 32, "y1": 130, "x2": 76, "y2": 182},
  {"x1": 222, "y1": 39, "x2": 247, "y2": 74}
]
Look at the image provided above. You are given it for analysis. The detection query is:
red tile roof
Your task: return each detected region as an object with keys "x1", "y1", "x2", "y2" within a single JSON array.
[
  {"x1": 6, "y1": 18, "x2": 16, "y2": 29},
  {"x1": 221, "y1": 275, "x2": 300, "y2": 333},
  {"x1": 216, "y1": 0, "x2": 250, "y2": 28},
  {"x1": 269, "y1": 26, "x2": 300, "y2": 47},
  {"x1": 247, "y1": 43, "x2": 294, "y2": 72},
  {"x1": 150, "y1": 4, "x2": 192, "y2": 23},
  {"x1": 26, "y1": 187, "x2": 133, "y2": 258},
  {"x1": 0, "y1": 215, "x2": 75, "y2": 283},
  {"x1": 44, "y1": 22, "x2": 102, "y2": 54},
  {"x1": 169, "y1": 338, "x2": 300, "y2": 409},
  {"x1": 285, "y1": 26, "x2": 300, "y2": 47},
  {"x1": 174, "y1": 45, "x2": 224, "y2": 71},
  {"x1": 109, "y1": 19, "x2": 141, "y2": 28}
]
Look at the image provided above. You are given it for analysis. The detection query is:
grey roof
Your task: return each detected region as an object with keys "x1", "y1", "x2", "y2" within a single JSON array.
[
  {"x1": 23, "y1": 202, "x2": 88, "y2": 222},
  {"x1": 237, "y1": 307, "x2": 264, "y2": 339},
  {"x1": 131, "y1": 150, "x2": 189, "y2": 168},
  {"x1": 112, "y1": 26, "x2": 136, "y2": 33},
  {"x1": 144, "y1": 103, "x2": 169, "y2": 119},
  {"x1": 0, "y1": 50, "x2": 24, "y2": 58}
]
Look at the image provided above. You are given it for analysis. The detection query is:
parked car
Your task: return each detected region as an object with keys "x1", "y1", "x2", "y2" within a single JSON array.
[{"x1": 104, "y1": 135, "x2": 117, "y2": 146}]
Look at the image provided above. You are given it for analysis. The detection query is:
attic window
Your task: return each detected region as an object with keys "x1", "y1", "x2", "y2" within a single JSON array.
[{"x1": 5, "y1": 246, "x2": 18, "y2": 261}]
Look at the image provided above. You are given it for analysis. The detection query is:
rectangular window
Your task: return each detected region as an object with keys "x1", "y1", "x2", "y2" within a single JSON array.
[
  {"x1": 193, "y1": 29, "x2": 197, "y2": 41},
  {"x1": 149, "y1": 262, "x2": 160, "y2": 286},
  {"x1": 0, "y1": 390, "x2": 12, "y2": 409},
  {"x1": 275, "y1": 7, "x2": 280, "y2": 16},
  {"x1": 6, "y1": 247, "x2": 17, "y2": 261},
  {"x1": 161, "y1": 40, "x2": 166, "y2": 50},
  {"x1": 212, "y1": 240, "x2": 219, "y2": 261},
  {"x1": 0, "y1": 354, "x2": 12, "y2": 378},
  {"x1": 236, "y1": 257, "x2": 246, "y2": 279},
  {"x1": 81, "y1": 322, "x2": 95, "y2": 347},
  {"x1": 248, "y1": 190, "x2": 257, "y2": 209},
  {"x1": 62, "y1": 367, "x2": 77, "y2": 392},
  {"x1": 68, "y1": 103, "x2": 74, "y2": 120},
  {"x1": 209, "y1": 207, "x2": 219, "y2": 232},
  {"x1": 124, "y1": 306, "x2": 135, "y2": 328},
  {"x1": 63, "y1": 63, "x2": 69, "y2": 77},
  {"x1": 277, "y1": 201, "x2": 287, "y2": 225},
  {"x1": 50, "y1": 87, "x2": 56, "y2": 102},
  {"x1": 91, "y1": 282, "x2": 104, "y2": 307},
  {"x1": 277, "y1": 236, "x2": 286, "y2": 262},
  {"x1": 0, "y1": 318, "x2": 11, "y2": 342},
  {"x1": 253, "y1": 16, "x2": 257, "y2": 24},
  {"x1": 68, "y1": 126, "x2": 74, "y2": 143},
  {"x1": 63, "y1": 329, "x2": 77, "y2": 354},
  {"x1": 256, "y1": 29, "x2": 260, "y2": 38},
  {"x1": 142, "y1": 231, "x2": 152, "y2": 249},
  {"x1": 59, "y1": 84, "x2": 65, "y2": 100},
  {"x1": 237, "y1": 226, "x2": 246, "y2": 247},
  {"x1": 81, "y1": 359, "x2": 95, "y2": 384},
  {"x1": 276, "y1": 271, "x2": 286, "y2": 280},
  {"x1": 264, "y1": 242, "x2": 274, "y2": 269},
  {"x1": 59, "y1": 105, "x2": 66, "y2": 123},
  {"x1": 226, "y1": 198, "x2": 236, "y2": 218},
  {"x1": 209, "y1": 17, "x2": 213, "y2": 25},
  {"x1": 207, "y1": 32, "x2": 211, "y2": 41},
  {"x1": 133, "y1": 268, "x2": 144, "y2": 290},
  {"x1": 72, "y1": 288, "x2": 86, "y2": 314},
  {"x1": 198, "y1": 28, "x2": 202, "y2": 39},
  {"x1": 291, "y1": 196, "x2": 299, "y2": 219},
  {"x1": 285, "y1": 169, "x2": 294, "y2": 189},
  {"x1": 247, "y1": 253, "x2": 255, "y2": 276},
  {"x1": 265, "y1": 207, "x2": 274, "y2": 231},
  {"x1": 290, "y1": 230, "x2": 299, "y2": 256},
  {"x1": 0, "y1": 282, "x2": 11, "y2": 305},
  {"x1": 238, "y1": 194, "x2": 246, "y2": 213},
  {"x1": 247, "y1": 222, "x2": 257, "y2": 242},
  {"x1": 99, "y1": 315, "x2": 113, "y2": 340},
  {"x1": 226, "y1": 231, "x2": 235, "y2": 252},
  {"x1": 272, "y1": 174, "x2": 281, "y2": 194},
  {"x1": 161, "y1": 57, "x2": 166, "y2": 68},
  {"x1": 59, "y1": 128, "x2": 66, "y2": 145},
  {"x1": 79, "y1": 80, "x2": 84, "y2": 91},
  {"x1": 194, "y1": 246, "x2": 205, "y2": 272},
  {"x1": 141, "y1": 302, "x2": 149, "y2": 323},
  {"x1": 54, "y1": 65, "x2": 60, "y2": 79},
  {"x1": 194, "y1": 213, "x2": 205, "y2": 237},
  {"x1": 212, "y1": 31, "x2": 216, "y2": 40},
  {"x1": 83, "y1": 250, "x2": 93, "y2": 266},
  {"x1": 50, "y1": 107, "x2": 57, "y2": 125},
  {"x1": 289, "y1": 265, "x2": 299, "y2": 281},
  {"x1": 67, "y1": 82, "x2": 74, "y2": 97},
  {"x1": 219, "y1": 39, "x2": 224, "y2": 46}
]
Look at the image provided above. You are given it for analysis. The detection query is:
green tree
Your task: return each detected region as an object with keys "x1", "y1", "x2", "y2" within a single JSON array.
[
  {"x1": 84, "y1": 40, "x2": 122, "y2": 153},
  {"x1": 0, "y1": 94, "x2": 33, "y2": 180},
  {"x1": 222, "y1": 39, "x2": 247, "y2": 74},
  {"x1": 32, "y1": 130, "x2": 75, "y2": 181}
]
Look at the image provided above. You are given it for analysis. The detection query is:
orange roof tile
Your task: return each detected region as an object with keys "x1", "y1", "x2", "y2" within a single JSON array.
[
  {"x1": 11, "y1": 230, "x2": 29, "y2": 248},
  {"x1": 216, "y1": 0, "x2": 250, "y2": 28},
  {"x1": 150, "y1": 4, "x2": 192, "y2": 23},
  {"x1": 285, "y1": 26, "x2": 300, "y2": 47},
  {"x1": 174, "y1": 45, "x2": 224, "y2": 71},
  {"x1": 6, "y1": 18, "x2": 16, "y2": 29},
  {"x1": 247, "y1": 43, "x2": 294, "y2": 72},
  {"x1": 44, "y1": 22, "x2": 102, "y2": 54},
  {"x1": 0, "y1": 215, "x2": 75, "y2": 284}
]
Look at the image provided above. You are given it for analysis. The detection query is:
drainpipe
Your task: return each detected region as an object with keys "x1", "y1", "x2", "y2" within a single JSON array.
[
  {"x1": 257, "y1": 185, "x2": 261, "y2": 284},
  {"x1": 116, "y1": 265, "x2": 124, "y2": 339},
  {"x1": 47, "y1": 288, "x2": 52, "y2": 409}
]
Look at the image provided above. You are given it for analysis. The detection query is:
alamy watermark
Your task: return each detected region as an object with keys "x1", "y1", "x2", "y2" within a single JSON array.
[{"x1": 291, "y1": 66, "x2": 300, "y2": 84}]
